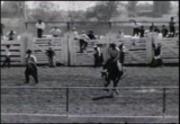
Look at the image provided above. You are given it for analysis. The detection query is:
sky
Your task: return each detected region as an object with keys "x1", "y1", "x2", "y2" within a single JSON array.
[
  {"x1": 1, "y1": 1, "x2": 153, "y2": 11},
  {"x1": 1, "y1": 1, "x2": 178, "y2": 11}
]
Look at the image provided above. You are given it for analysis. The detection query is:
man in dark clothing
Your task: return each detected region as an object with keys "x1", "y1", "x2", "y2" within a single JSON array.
[
  {"x1": 154, "y1": 26, "x2": 160, "y2": 33},
  {"x1": 169, "y1": 17, "x2": 176, "y2": 37},
  {"x1": 1, "y1": 23, "x2": 5, "y2": 36},
  {"x1": 88, "y1": 30, "x2": 96, "y2": 40},
  {"x1": 150, "y1": 43, "x2": 163, "y2": 67},
  {"x1": 139, "y1": 26, "x2": 145, "y2": 38},
  {"x1": 46, "y1": 47, "x2": 56, "y2": 67},
  {"x1": 149, "y1": 22, "x2": 154, "y2": 32},
  {"x1": 25, "y1": 49, "x2": 38, "y2": 84},
  {"x1": 7, "y1": 30, "x2": 16, "y2": 40},
  {"x1": 161, "y1": 25, "x2": 168, "y2": 38},
  {"x1": 93, "y1": 45, "x2": 103, "y2": 67},
  {"x1": 118, "y1": 43, "x2": 126, "y2": 65}
]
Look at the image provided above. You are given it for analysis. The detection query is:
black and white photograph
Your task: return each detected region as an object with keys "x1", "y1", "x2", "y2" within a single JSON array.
[{"x1": 1, "y1": 1, "x2": 179, "y2": 123}]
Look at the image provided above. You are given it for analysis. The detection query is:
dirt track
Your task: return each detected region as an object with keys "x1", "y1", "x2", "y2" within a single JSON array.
[{"x1": 1, "y1": 66, "x2": 179, "y2": 123}]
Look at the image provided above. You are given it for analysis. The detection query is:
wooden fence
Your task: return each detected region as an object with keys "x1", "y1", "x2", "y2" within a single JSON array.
[{"x1": 0, "y1": 33, "x2": 179, "y2": 66}]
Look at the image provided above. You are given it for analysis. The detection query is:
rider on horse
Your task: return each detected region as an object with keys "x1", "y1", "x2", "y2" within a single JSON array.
[
  {"x1": 102, "y1": 43, "x2": 123, "y2": 75},
  {"x1": 25, "y1": 49, "x2": 39, "y2": 84}
]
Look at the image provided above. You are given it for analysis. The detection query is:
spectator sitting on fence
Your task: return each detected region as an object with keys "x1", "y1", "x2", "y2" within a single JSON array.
[
  {"x1": 139, "y1": 25, "x2": 145, "y2": 38},
  {"x1": 149, "y1": 22, "x2": 155, "y2": 32},
  {"x1": 154, "y1": 26, "x2": 160, "y2": 33},
  {"x1": 25, "y1": 49, "x2": 39, "y2": 84},
  {"x1": 6, "y1": 30, "x2": 16, "y2": 40},
  {"x1": 161, "y1": 25, "x2": 168, "y2": 38},
  {"x1": 2, "y1": 45, "x2": 11, "y2": 68},
  {"x1": 169, "y1": 17, "x2": 176, "y2": 37},
  {"x1": 87, "y1": 30, "x2": 96, "y2": 40},
  {"x1": 50, "y1": 26, "x2": 62, "y2": 37},
  {"x1": 46, "y1": 47, "x2": 56, "y2": 67},
  {"x1": 150, "y1": 43, "x2": 163, "y2": 67},
  {"x1": 35, "y1": 19, "x2": 46, "y2": 38},
  {"x1": 72, "y1": 27, "x2": 79, "y2": 41},
  {"x1": 79, "y1": 30, "x2": 90, "y2": 53},
  {"x1": 131, "y1": 20, "x2": 141, "y2": 37},
  {"x1": 93, "y1": 44, "x2": 103, "y2": 67}
]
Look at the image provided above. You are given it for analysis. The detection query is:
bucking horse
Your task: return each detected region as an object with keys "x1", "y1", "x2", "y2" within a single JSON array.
[{"x1": 101, "y1": 61, "x2": 124, "y2": 97}]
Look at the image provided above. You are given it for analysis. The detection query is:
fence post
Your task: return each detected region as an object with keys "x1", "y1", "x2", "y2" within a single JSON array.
[
  {"x1": 66, "y1": 88, "x2": 69, "y2": 117},
  {"x1": 163, "y1": 88, "x2": 166, "y2": 115}
]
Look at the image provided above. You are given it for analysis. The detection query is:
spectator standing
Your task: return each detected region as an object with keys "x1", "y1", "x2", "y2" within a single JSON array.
[
  {"x1": 46, "y1": 47, "x2": 56, "y2": 67},
  {"x1": 87, "y1": 30, "x2": 96, "y2": 40},
  {"x1": 161, "y1": 25, "x2": 168, "y2": 38},
  {"x1": 50, "y1": 26, "x2": 62, "y2": 37},
  {"x1": 35, "y1": 19, "x2": 46, "y2": 38},
  {"x1": 118, "y1": 43, "x2": 126, "y2": 65},
  {"x1": 149, "y1": 22, "x2": 155, "y2": 32},
  {"x1": 150, "y1": 43, "x2": 163, "y2": 67},
  {"x1": 6, "y1": 30, "x2": 16, "y2": 40},
  {"x1": 139, "y1": 26, "x2": 145, "y2": 38},
  {"x1": 2, "y1": 45, "x2": 11, "y2": 68},
  {"x1": 79, "y1": 31, "x2": 90, "y2": 53},
  {"x1": 25, "y1": 49, "x2": 38, "y2": 84},
  {"x1": 1, "y1": 23, "x2": 5, "y2": 36},
  {"x1": 169, "y1": 17, "x2": 176, "y2": 37},
  {"x1": 93, "y1": 44, "x2": 103, "y2": 67}
]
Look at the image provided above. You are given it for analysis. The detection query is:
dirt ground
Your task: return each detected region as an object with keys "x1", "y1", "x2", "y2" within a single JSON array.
[{"x1": 1, "y1": 66, "x2": 179, "y2": 123}]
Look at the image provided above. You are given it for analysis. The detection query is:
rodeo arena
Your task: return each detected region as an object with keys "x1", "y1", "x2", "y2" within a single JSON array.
[{"x1": 1, "y1": 1, "x2": 179, "y2": 124}]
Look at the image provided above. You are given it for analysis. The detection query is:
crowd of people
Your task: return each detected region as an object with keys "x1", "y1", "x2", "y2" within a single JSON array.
[
  {"x1": 1, "y1": 17, "x2": 178, "y2": 76},
  {"x1": 131, "y1": 17, "x2": 177, "y2": 38}
]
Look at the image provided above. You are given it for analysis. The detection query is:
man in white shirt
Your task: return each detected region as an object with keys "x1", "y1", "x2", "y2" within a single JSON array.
[
  {"x1": 131, "y1": 20, "x2": 141, "y2": 36},
  {"x1": 79, "y1": 31, "x2": 90, "y2": 53},
  {"x1": 50, "y1": 27, "x2": 62, "y2": 37},
  {"x1": 35, "y1": 19, "x2": 46, "y2": 38},
  {"x1": 25, "y1": 49, "x2": 38, "y2": 84},
  {"x1": 72, "y1": 27, "x2": 79, "y2": 40},
  {"x1": 2, "y1": 45, "x2": 11, "y2": 68}
]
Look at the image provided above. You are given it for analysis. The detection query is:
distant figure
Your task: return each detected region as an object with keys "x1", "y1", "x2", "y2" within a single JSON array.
[
  {"x1": 25, "y1": 49, "x2": 38, "y2": 84},
  {"x1": 150, "y1": 43, "x2": 163, "y2": 67},
  {"x1": 35, "y1": 19, "x2": 46, "y2": 38},
  {"x1": 169, "y1": 17, "x2": 176, "y2": 37},
  {"x1": 118, "y1": 43, "x2": 126, "y2": 65},
  {"x1": 132, "y1": 20, "x2": 141, "y2": 36},
  {"x1": 6, "y1": 30, "x2": 16, "y2": 40},
  {"x1": 149, "y1": 22, "x2": 155, "y2": 32},
  {"x1": 139, "y1": 26, "x2": 145, "y2": 38},
  {"x1": 72, "y1": 27, "x2": 79, "y2": 40},
  {"x1": 50, "y1": 27, "x2": 62, "y2": 37},
  {"x1": 2, "y1": 45, "x2": 11, "y2": 68},
  {"x1": 161, "y1": 25, "x2": 168, "y2": 38},
  {"x1": 154, "y1": 26, "x2": 160, "y2": 33},
  {"x1": 1, "y1": 23, "x2": 5, "y2": 36},
  {"x1": 93, "y1": 45, "x2": 103, "y2": 67},
  {"x1": 79, "y1": 31, "x2": 90, "y2": 53},
  {"x1": 117, "y1": 30, "x2": 124, "y2": 39},
  {"x1": 87, "y1": 30, "x2": 96, "y2": 40},
  {"x1": 46, "y1": 47, "x2": 56, "y2": 67}
]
